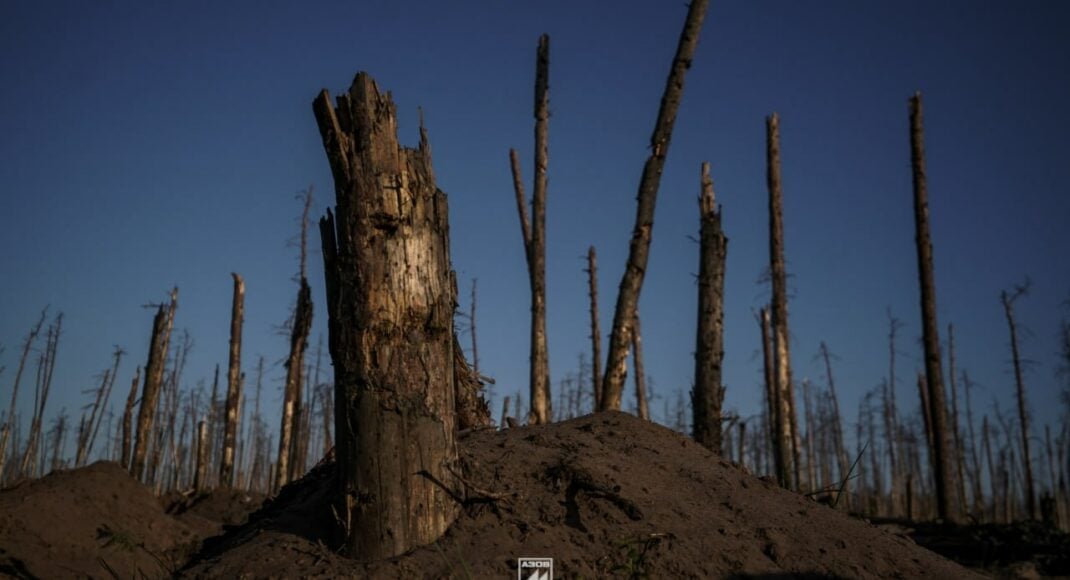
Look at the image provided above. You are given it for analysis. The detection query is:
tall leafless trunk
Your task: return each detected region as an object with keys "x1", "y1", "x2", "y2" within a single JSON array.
[
  {"x1": 461, "y1": 279, "x2": 477, "y2": 382},
  {"x1": 586, "y1": 246, "x2": 603, "y2": 405},
  {"x1": 819, "y1": 341, "x2": 850, "y2": 508},
  {"x1": 22, "y1": 313, "x2": 62, "y2": 479},
  {"x1": 277, "y1": 278, "x2": 312, "y2": 491},
  {"x1": 0, "y1": 310, "x2": 47, "y2": 480},
  {"x1": 909, "y1": 93, "x2": 957, "y2": 522},
  {"x1": 508, "y1": 35, "x2": 552, "y2": 425},
  {"x1": 131, "y1": 288, "x2": 177, "y2": 481},
  {"x1": 315, "y1": 72, "x2": 460, "y2": 558},
  {"x1": 1001, "y1": 282, "x2": 1036, "y2": 519},
  {"x1": 194, "y1": 419, "x2": 208, "y2": 493},
  {"x1": 760, "y1": 308, "x2": 788, "y2": 485},
  {"x1": 947, "y1": 324, "x2": 968, "y2": 514},
  {"x1": 766, "y1": 113, "x2": 800, "y2": 490},
  {"x1": 120, "y1": 367, "x2": 140, "y2": 470},
  {"x1": 600, "y1": 0, "x2": 709, "y2": 410},
  {"x1": 220, "y1": 273, "x2": 245, "y2": 487},
  {"x1": 962, "y1": 370, "x2": 984, "y2": 515},
  {"x1": 692, "y1": 162, "x2": 727, "y2": 451}
]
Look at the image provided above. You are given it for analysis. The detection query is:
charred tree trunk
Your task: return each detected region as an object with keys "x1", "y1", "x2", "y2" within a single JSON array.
[
  {"x1": 315, "y1": 73, "x2": 460, "y2": 559},
  {"x1": 131, "y1": 288, "x2": 177, "y2": 481},
  {"x1": 692, "y1": 162, "x2": 727, "y2": 452},
  {"x1": 767, "y1": 113, "x2": 800, "y2": 490},
  {"x1": 909, "y1": 93, "x2": 957, "y2": 522},
  {"x1": 586, "y1": 246, "x2": 603, "y2": 405},
  {"x1": 120, "y1": 367, "x2": 140, "y2": 470},
  {"x1": 760, "y1": 308, "x2": 787, "y2": 485},
  {"x1": 1002, "y1": 283, "x2": 1036, "y2": 519},
  {"x1": 819, "y1": 342, "x2": 850, "y2": 508},
  {"x1": 947, "y1": 324, "x2": 968, "y2": 515},
  {"x1": 0, "y1": 310, "x2": 47, "y2": 481},
  {"x1": 600, "y1": 0, "x2": 709, "y2": 410},
  {"x1": 194, "y1": 419, "x2": 208, "y2": 493},
  {"x1": 220, "y1": 273, "x2": 245, "y2": 487},
  {"x1": 277, "y1": 279, "x2": 312, "y2": 491},
  {"x1": 508, "y1": 34, "x2": 552, "y2": 425}
]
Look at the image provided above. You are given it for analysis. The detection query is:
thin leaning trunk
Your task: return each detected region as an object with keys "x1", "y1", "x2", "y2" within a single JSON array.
[
  {"x1": 0, "y1": 310, "x2": 47, "y2": 481},
  {"x1": 277, "y1": 278, "x2": 312, "y2": 492},
  {"x1": 908, "y1": 93, "x2": 956, "y2": 522},
  {"x1": 600, "y1": 0, "x2": 710, "y2": 410},
  {"x1": 1001, "y1": 284, "x2": 1036, "y2": 519}
]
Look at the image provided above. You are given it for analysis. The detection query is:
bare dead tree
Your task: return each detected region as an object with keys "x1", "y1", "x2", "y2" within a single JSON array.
[
  {"x1": 947, "y1": 324, "x2": 968, "y2": 514},
  {"x1": 586, "y1": 247, "x2": 604, "y2": 405},
  {"x1": 818, "y1": 341, "x2": 850, "y2": 508},
  {"x1": 120, "y1": 367, "x2": 141, "y2": 470},
  {"x1": 220, "y1": 273, "x2": 245, "y2": 487},
  {"x1": 131, "y1": 288, "x2": 177, "y2": 481},
  {"x1": 1001, "y1": 280, "x2": 1036, "y2": 519},
  {"x1": 962, "y1": 370, "x2": 984, "y2": 516},
  {"x1": 601, "y1": 0, "x2": 709, "y2": 410},
  {"x1": 508, "y1": 34, "x2": 552, "y2": 425},
  {"x1": 0, "y1": 309, "x2": 47, "y2": 480},
  {"x1": 908, "y1": 93, "x2": 957, "y2": 522},
  {"x1": 766, "y1": 113, "x2": 800, "y2": 490},
  {"x1": 277, "y1": 278, "x2": 312, "y2": 491},
  {"x1": 21, "y1": 312, "x2": 62, "y2": 479},
  {"x1": 315, "y1": 73, "x2": 461, "y2": 558},
  {"x1": 469, "y1": 278, "x2": 480, "y2": 378},
  {"x1": 759, "y1": 308, "x2": 788, "y2": 486},
  {"x1": 692, "y1": 162, "x2": 727, "y2": 452}
]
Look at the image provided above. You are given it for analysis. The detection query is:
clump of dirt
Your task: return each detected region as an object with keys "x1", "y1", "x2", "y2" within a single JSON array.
[
  {"x1": 182, "y1": 412, "x2": 981, "y2": 579},
  {"x1": 164, "y1": 488, "x2": 267, "y2": 540},
  {"x1": 0, "y1": 461, "x2": 200, "y2": 578}
]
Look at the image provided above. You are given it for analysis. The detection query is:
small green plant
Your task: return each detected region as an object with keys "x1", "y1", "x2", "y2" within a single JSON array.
[{"x1": 610, "y1": 533, "x2": 671, "y2": 579}]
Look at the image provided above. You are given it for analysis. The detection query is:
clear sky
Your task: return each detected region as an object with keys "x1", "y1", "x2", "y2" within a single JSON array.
[{"x1": 2, "y1": 1, "x2": 1068, "y2": 463}]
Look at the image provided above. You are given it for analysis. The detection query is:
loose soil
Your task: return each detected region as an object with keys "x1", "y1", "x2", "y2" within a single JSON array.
[
  {"x1": 181, "y1": 412, "x2": 982, "y2": 579},
  {"x1": 11, "y1": 413, "x2": 1055, "y2": 578}
]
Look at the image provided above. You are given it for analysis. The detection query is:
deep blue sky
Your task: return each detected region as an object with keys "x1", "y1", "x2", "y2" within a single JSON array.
[{"x1": 2, "y1": 1, "x2": 1068, "y2": 461}]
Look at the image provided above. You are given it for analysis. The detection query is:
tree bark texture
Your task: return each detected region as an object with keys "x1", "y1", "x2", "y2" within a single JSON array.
[
  {"x1": 692, "y1": 162, "x2": 727, "y2": 452},
  {"x1": 909, "y1": 93, "x2": 957, "y2": 522},
  {"x1": 315, "y1": 73, "x2": 460, "y2": 559},
  {"x1": 600, "y1": 0, "x2": 709, "y2": 411},
  {"x1": 220, "y1": 273, "x2": 245, "y2": 487},
  {"x1": 120, "y1": 366, "x2": 140, "y2": 470},
  {"x1": 277, "y1": 278, "x2": 312, "y2": 491},
  {"x1": 586, "y1": 246, "x2": 603, "y2": 406},
  {"x1": 767, "y1": 114, "x2": 799, "y2": 490},
  {"x1": 131, "y1": 288, "x2": 177, "y2": 482}
]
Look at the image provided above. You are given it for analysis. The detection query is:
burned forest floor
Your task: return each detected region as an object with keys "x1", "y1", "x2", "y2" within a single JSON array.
[{"x1": 0, "y1": 412, "x2": 1065, "y2": 578}]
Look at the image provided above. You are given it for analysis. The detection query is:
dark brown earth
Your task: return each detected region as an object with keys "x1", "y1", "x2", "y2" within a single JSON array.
[
  {"x1": 182, "y1": 412, "x2": 982, "y2": 579},
  {"x1": 0, "y1": 461, "x2": 199, "y2": 578},
  {"x1": 15, "y1": 413, "x2": 1063, "y2": 578}
]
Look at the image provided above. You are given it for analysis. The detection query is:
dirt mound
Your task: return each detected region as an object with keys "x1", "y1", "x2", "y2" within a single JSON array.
[
  {"x1": 182, "y1": 412, "x2": 980, "y2": 579},
  {"x1": 164, "y1": 488, "x2": 268, "y2": 540},
  {"x1": 0, "y1": 461, "x2": 200, "y2": 578}
]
